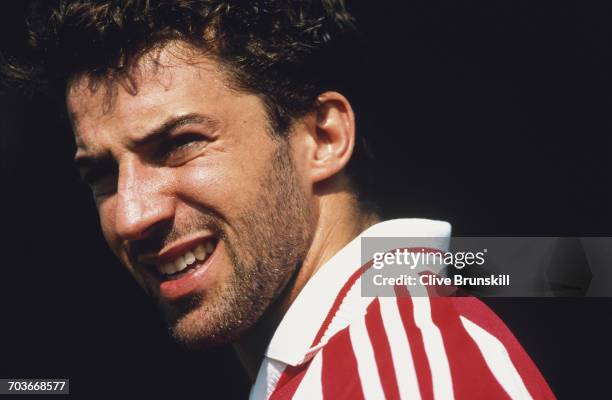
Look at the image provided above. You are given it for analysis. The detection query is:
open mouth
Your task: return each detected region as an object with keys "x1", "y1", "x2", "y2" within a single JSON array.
[
  {"x1": 136, "y1": 233, "x2": 221, "y2": 299},
  {"x1": 148, "y1": 238, "x2": 219, "y2": 282}
]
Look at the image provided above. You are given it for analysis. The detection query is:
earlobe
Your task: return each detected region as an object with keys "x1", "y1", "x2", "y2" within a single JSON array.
[{"x1": 309, "y1": 92, "x2": 356, "y2": 183}]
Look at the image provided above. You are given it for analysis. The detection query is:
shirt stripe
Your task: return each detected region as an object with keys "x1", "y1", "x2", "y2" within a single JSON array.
[
  {"x1": 451, "y1": 298, "x2": 556, "y2": 400},
  {"x1": 292, "y1": 352, "x2": 323, "y2": 400},
  {"x1": 349, "y1": 312, "x2": 386, "y2": 399},
  {"x1": 321, "y1": 326, "x2": 364, "y2": 399},
  {"x1": 394, "y1": 293, "x2": 435, "y2": 400},
  {"x1": 460, "y1": 316, "x2": 534, "y2": 400},
  {"x1": 412, "y1": 296, "x2": 455, "y2": 400},
  {"x1": 379, "y1": 296, "x2": 422, "y2": 400},
  {"x1": 428, "y1": 297, "x2": 512, "y2": 400},
  {"x1": 365, "y1": 299, "x2": 402, "y2": 400}
]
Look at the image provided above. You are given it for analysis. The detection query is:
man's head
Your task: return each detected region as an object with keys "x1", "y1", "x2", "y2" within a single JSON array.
[{"x1": 10, "y1": 0, "x2": 374, "y2": 347}]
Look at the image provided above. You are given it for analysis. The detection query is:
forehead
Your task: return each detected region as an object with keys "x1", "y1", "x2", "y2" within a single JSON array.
[{"x1": 66, "y1": 42, "x2": 246, "y2": 151}]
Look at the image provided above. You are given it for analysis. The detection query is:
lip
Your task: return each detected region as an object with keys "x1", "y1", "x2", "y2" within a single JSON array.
[
  {"x1": 157, "y1": 241, "x2": 219, "y2": 300},
  {"x1": 137, "y1": 230, "x2": 217, "y2": 265},
  {"x1": 134, "y1": 231, "x2": 219, "y2": 300}
]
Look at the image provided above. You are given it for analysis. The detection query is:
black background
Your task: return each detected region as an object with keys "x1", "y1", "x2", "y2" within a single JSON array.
[{"x1": 1, "y1": 1, "x2": 610, "y2": 399}]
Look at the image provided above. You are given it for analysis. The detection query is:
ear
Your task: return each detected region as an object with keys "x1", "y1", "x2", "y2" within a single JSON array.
[{"x1": 306, "y1": 91, "x2": 356, "y2": 183}]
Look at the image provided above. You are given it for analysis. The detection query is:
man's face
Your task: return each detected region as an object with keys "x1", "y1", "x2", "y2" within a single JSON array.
[{"x1": 67, "y1": 44, "x2": 314, "y2": 347}]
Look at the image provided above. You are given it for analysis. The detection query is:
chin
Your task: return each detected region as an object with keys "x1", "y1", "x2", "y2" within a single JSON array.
[
  {"x1": 165, "y1": 302, "x2": 252, "y2": 350},
  {"x1": 169, "y1": 319, "x2": 242, "y2": 350}
]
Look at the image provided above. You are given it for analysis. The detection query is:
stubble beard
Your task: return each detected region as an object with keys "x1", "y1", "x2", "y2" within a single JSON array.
[{"x1": 163, "y1": 140, "x2": 314, "y2": 349}]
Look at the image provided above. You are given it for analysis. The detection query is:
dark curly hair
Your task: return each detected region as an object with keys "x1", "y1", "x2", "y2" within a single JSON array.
[{"x1": 4, "y1": 0, "x2": 376, "y2": 207}]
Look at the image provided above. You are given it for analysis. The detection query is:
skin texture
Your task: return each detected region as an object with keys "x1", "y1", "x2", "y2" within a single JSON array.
[{"x1": 67, "y1": 41, "x2": 378, "y2": 378}]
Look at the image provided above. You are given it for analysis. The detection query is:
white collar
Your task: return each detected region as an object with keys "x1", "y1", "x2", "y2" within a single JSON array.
[{"x1": 263, "y1": 218, "x2": 452, "y2": 367}]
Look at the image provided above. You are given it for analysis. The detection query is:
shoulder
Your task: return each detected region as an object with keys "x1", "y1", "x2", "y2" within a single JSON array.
[{"x1": 313, "y1": 296, "x2": 556, "y2": 399}]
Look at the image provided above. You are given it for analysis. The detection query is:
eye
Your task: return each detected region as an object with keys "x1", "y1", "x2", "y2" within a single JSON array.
[
  {"x1": 156, "y1": 133, "x2": 207, "y2": 165},
  {"x1": 84, "y1": 169, "x2": 117, "y2": 197},
  {"x1": 168, "y1": 133, "x2": 202, "y2": 150},
  {"x1": 79, "y1": 163, "x2": 118, "y2": 197},
  {"x1": 91, "y1": 175, "x2": 118, "y2": 199}
]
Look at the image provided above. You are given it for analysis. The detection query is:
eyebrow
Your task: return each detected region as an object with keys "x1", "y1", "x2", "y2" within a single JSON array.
[
  {"x1": 129, "y1": 112, "x2": 218, "y2": 148},
  {"x1": 74, "y1": 112, "x2": 218, "y2": 178}
]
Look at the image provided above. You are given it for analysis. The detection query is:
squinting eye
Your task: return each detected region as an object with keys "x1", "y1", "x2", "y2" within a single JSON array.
[
  {"x1": 158, "y1": 133, "x2": 206, "y2": 164},
  {"x1": 81, "y1": 165, "x2": 117, "y2": 190},
  {"x1": 168, "y1": 134, "x2": 201, "y2": 151},
  {"x1": 91, "y1": 175, "x2": 117, "y2": 199}
]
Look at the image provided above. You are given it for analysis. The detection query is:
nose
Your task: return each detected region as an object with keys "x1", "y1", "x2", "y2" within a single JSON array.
[{"x1": 114, "y1": 158, "x2": 175, "y2": 241}]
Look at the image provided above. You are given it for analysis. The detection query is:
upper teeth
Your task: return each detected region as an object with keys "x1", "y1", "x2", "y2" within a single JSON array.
[{"x1": 156, "y1": 242, "x2": 215, "y2": 276}]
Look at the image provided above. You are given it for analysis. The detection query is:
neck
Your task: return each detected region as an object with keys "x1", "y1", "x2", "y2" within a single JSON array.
[{"x1": 233, "y1": 189, "x2": 379, "y2": 380}]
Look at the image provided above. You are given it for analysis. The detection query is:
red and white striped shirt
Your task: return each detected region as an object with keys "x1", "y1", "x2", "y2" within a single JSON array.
[{"x1": 250, "y1": 219, "x2": 555, "y2": 400}]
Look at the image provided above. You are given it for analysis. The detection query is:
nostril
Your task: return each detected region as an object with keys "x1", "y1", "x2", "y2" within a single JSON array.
[{"x1": 126, "y1": 220, "x2": 174, "y2": 261}]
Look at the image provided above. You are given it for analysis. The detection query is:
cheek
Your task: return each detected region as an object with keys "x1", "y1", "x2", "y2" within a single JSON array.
[{"x1": 178, "y1": 158, "x2": 265, "y2": 212}]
